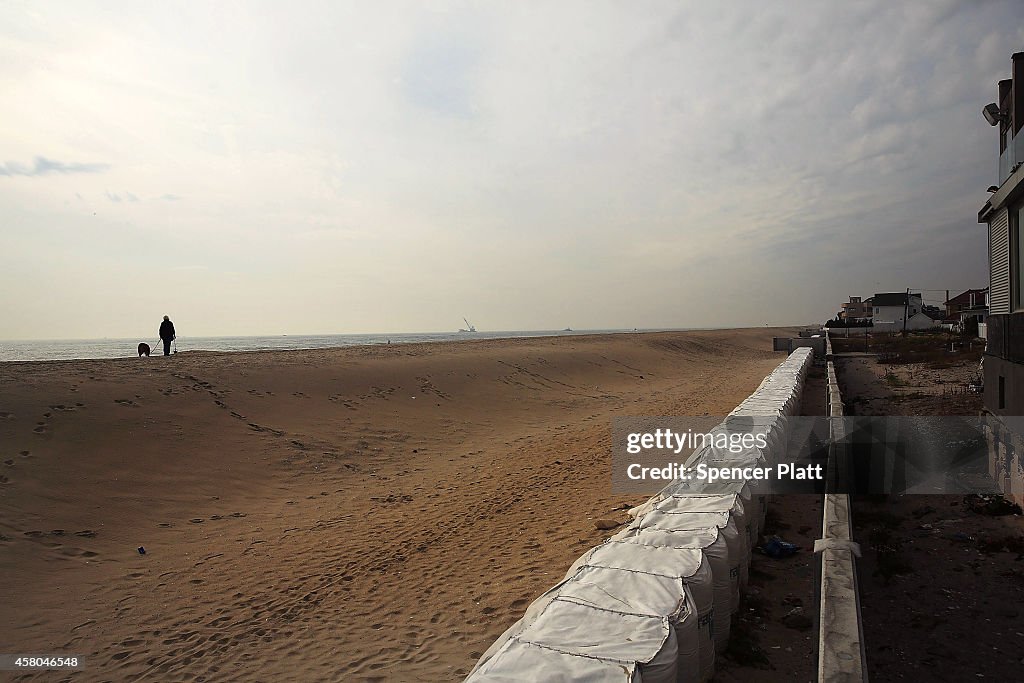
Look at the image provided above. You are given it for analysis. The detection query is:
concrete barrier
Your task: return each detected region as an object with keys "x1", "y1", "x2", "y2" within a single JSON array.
[{"x1": 816, "y1": 332, "x2": 868, "y2": 682}]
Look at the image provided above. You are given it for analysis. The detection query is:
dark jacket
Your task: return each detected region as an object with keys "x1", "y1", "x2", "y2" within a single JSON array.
[{"x1": 159, "y1": 320, "x2": 176, "y2": 341}]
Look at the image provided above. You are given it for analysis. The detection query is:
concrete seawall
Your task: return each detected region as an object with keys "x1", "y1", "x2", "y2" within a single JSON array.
[{"x1": 816, "y1": 333, "x2": 868, "y2": 682}]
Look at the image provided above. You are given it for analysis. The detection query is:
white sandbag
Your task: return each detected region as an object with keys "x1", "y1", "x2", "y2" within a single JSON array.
[
  {"x1": 628, "y1": 494, "x2": 665, "y2": 521},
  {"x1": 652, "y1": 495, "x2": 750, "y2": 590},
  {"x1": 618, "y1": 527, "x2": 733, "y2": 657},
  {"x1": 466, "y1": 638, "x2": 641, "y2": 682},
  {"x1": 557, "y1": 565, "x2": 700, "y2": 683},
  {"x1": 516, "y1": 598, "x2": 679, "y2": 683},
  {"x1": 468, "y1": 582, "x2": 564, "y2": 674},
  {"x1": 567, "y1": 541, "x2": 716, "y2": 683},
  {"x1": 634, "y1": 511, "x2": 742, "y2": 617},
  {"x1": 668, "y1": 478, "x2": 764, "y2": 548}
]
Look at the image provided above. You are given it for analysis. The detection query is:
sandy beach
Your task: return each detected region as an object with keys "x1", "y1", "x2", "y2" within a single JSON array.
[{"x1": 0, "y1": 328, "x2": 791, "y2": 682}]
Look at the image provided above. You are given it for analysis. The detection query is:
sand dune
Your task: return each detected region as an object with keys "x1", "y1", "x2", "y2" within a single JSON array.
[{"x1": 0, "y1": 329, "x2": 790, "y2": 681}]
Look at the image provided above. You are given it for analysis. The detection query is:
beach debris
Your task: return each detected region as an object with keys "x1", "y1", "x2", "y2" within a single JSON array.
[
  {"x1": 593, "y1": 519, "x2": 622, "y2": 531},
  {"x1": 977, "y1": 534, "x2": 1024, "y2": 554},
  {"x1": 137, "y1": 546, "x2": 146, "y2": 555},
  {"x1": 781, "y1": 606, "x2": 813, "y2": 631},
  {"x1": 964, "y1": 494, "x2": 1022, "y2": 517},
  {"x1": 757, "y1": 536, "x2": 800, "y2": 558},
  {"x1": 911, "y1": 504, "x2": 937, "y2": 519}
]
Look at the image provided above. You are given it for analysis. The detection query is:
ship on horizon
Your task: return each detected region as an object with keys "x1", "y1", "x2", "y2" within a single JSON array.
[{"x1": 458, "y1": 318, "x2": 477, "y2": 333}]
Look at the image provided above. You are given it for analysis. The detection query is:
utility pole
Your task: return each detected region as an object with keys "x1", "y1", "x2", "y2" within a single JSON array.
[{"x1": 902, "y1": 287, "x2": 910, "y2": 337}]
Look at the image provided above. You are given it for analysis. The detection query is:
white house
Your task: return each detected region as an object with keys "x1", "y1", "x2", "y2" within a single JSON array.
[{"x1": 870, "y1": 292, "x2": 937, "y2": 332}]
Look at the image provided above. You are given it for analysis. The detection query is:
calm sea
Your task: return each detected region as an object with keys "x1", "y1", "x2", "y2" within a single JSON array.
[{"x1": 0, "y1": 329, "x2": 667, "y2": 362}]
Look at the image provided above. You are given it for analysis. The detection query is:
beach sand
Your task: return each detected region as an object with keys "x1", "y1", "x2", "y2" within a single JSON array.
[{"x1": 1, "y1": 328, "x2": 790, "y2": 682}]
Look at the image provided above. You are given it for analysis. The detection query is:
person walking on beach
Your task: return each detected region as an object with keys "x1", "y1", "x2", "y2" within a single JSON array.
[{"x1": 159, "y1": 315, "x2": 176, "y2": 356}]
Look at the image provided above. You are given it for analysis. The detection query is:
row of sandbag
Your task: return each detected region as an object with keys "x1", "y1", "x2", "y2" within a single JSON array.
[{"x1": 465, "y1": 348, "x2": 815, "y2": 683}]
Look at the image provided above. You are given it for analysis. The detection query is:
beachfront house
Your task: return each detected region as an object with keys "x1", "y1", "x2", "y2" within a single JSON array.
[
  {"x1": 944, "y1": 288, "x2": 988, "y2": 333},
  {"x1": 945, "y1": 288, "x2": 988, "y2": 319},
  {"x1": 978, "y1": 51, "x2": 1024, "y2": 505},
  {"x1": 839, "y1": 296, "x2": 872, "y2": 323},
  {"x1": 978, "y1": 52, "x2": 1024, "y2": 416},
  {"x1": 870, "y1": 292, "x2": 936, "y2": 332}
]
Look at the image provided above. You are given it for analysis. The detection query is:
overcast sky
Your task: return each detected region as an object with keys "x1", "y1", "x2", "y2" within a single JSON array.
[{"x1": 1, "y1": 1, "x2": 1021, "y2": 339}]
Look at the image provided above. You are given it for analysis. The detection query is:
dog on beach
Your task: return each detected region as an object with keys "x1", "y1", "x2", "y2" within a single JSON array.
[{"x1": 138, "y1": 343, "x2": 151, "y2": 357}]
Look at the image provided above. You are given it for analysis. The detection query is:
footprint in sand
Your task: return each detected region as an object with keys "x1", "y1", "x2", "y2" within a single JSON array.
[
  {"x1": 0, "y1": 411, "x2": 14, "y2": 419},
  {"x1": 75, "y1": 530, "x2": 97, "y2": 538},
  {"x1": 114, "y1": 399, "x2": 136, "y2": 407},
  {"x1": 0, "y1": 475, "x2": 9, "y2": 484},
  {"x1": 189, "y1": 518, "x2": 205, "y2": 524},
  {"x1": 19, "y1": 450, "x2": 30, "y2": 457}
]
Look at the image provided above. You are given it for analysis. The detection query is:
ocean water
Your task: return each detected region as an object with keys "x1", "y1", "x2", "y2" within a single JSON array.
[{"x1": 0, "y1": 328, "x2": 663, "y2": 363}]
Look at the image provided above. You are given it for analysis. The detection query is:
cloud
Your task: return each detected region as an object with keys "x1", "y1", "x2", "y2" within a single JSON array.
[
  {"x1": 0, "y1": 1, "x2": 1018, "y2": 338},
  {"x1": 0, "y1": 156, "x2": 110, "y2": 177}
]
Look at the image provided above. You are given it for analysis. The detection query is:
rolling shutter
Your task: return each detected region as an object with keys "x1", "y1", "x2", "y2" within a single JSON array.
[{"x1": 990, "y1": 207, "x2": 1011, "y2": 314}]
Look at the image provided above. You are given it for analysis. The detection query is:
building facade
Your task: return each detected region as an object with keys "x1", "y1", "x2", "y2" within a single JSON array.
[
  {"x1": 945, "y1": 288, "x2": 988, "y2": 320},
  {"x1": 870, "y1": 292, "x2": 925, "y2": 332},
  {"x1": 839, "y1": 296, "x2": 873, "y2": 323},
  {"x1": 978, "y1": 52, "x2": 1024, "y2": 417},
  {"x1": 979, "y1": 52, "x2": 1024, "y2": 506}
]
